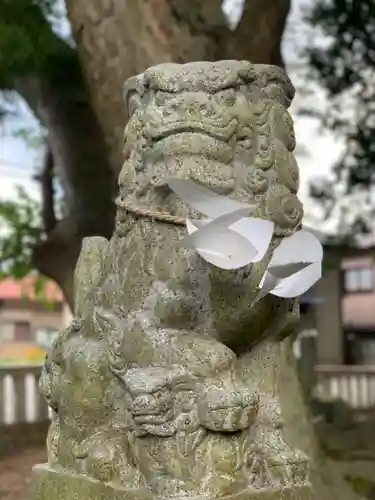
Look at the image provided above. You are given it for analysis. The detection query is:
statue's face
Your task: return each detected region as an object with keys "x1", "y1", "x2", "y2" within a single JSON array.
[
  {"x1": 121, "y1": 367, "x2": 199, "y2": 437},
  {"x1": 119, "y1": 61, "x2": 303, "y2": 237},
  {"x1": 129, "y1": 88, "x2": 238, "y2": 163},
  {"x1": 130, "y1": 387, "x2": 173, "y2": 421}
]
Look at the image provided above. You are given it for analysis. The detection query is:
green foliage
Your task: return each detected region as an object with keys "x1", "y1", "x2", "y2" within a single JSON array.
[
  {"x1": 0, "y1": 0, "x2": 78, "y2": 91},
  {"x1": 0, "y1": 186, "x2": 42, "y2": 279},
  {"x1": 0, "y1": 185, "x2": 56, "y2": 306},
  {"x1": 305, "y1": 0, "x2": 375, "y2": 228}
]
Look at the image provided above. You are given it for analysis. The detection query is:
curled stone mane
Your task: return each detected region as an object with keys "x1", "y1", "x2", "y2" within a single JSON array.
[{"x1": 117, "y1": 60, "x2": 302, "y2": 238}]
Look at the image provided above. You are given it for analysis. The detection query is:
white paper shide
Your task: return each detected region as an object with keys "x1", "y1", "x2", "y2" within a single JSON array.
[{"x1": 167, "y1": 178, "x2": 323, "y2": 300}]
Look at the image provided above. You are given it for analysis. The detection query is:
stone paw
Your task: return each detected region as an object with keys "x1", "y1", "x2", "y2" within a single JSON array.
[
  {"x1": 198, "y1": 387, "x2": 259, "y2": 432},
  {"x1": 262, "y1": 448, "x2": 309, "y2": 487},
  {"x1": 245, "y1": 432, "x2": 309, "y2": 489},
  {"x1": 75, "y1": 431, "x2": 140, "y2": 486}
]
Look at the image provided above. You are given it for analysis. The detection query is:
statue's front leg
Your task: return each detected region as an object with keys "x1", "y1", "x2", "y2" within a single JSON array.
[
  {"x1": 75, "y1": 428, "x2": 143, "y2": 487},
  {"x1": 246, "y1": 396, "x2": 309, "y2": 487}
]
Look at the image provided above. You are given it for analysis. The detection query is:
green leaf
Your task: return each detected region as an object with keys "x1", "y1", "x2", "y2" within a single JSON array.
[{"x1": 0, "y1": 184, "x2": 42, "y2": 279}]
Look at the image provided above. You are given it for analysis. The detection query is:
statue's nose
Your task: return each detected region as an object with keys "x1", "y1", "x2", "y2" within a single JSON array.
[{"x1": 161, "y1": 96, "x2": 215, "y2": 119}]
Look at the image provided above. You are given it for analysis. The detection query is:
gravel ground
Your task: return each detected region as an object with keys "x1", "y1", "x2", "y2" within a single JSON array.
[{"x1": 0, "y1": 446, "x2": 46, "y2": 500}]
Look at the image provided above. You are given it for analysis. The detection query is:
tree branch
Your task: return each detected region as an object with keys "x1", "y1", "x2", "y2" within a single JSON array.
[
  {"x1": 34, "y1": 144, "x2": 57, "y2": 235},
  {"x1": 2, "y1": 2, "x2": 115, "y2": 300},
  {"x1": 31, "y1": 216, "x2": 81, "y2": 308},
  {"x1": 166, "y1": 0, "x2": 228, "y2": 34},
  {"x1": 224, "y1": 0, "x2": 291, "y2": 66}
]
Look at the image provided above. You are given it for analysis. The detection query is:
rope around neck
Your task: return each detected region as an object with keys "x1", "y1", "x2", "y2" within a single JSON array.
[
  {"x1": 116, "y1": 197, "x2": 295, "y2": 236},
  {"x1": 116, "y1": 197, "x2": 186, "y2": 226}
]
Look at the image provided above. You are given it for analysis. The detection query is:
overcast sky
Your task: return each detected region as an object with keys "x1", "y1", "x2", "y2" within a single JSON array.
[{"x1": 0, "y1": 0, "x2": 344, "y2": 228}]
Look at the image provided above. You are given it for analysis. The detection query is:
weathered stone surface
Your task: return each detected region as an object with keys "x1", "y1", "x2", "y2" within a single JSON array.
[
  {"x1": 32, "y1": 465, "x2": 314, "y2": 500},
  {"x1": 32, "y1": 61, "x2": 314, "y2": 500}
]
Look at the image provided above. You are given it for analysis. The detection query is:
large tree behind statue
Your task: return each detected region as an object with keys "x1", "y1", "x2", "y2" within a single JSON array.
[{"x1": 0, "y1": 0, "x2": 290, "y2": 304}]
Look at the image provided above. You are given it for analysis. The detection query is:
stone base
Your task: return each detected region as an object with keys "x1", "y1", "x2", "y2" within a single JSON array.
[{"x1": 30, "y1": 464, "x2": 315, "y2": 500}]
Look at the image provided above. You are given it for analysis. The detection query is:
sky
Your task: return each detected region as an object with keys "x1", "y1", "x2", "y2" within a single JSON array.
[
  {"x1": 0, "y1": 0, "x2": 344, "y2": 229},
  {"x1": 0, "y1": 99, "x2": 41, "y2": 200}
]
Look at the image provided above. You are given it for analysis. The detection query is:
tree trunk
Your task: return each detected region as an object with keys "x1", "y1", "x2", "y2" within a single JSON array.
[
  {"x1": 65, "y1": 0, "x2": 291, "y2": 173},
  {"x1": 14, "y1": 58, "x2": 115, "y2": 307}
]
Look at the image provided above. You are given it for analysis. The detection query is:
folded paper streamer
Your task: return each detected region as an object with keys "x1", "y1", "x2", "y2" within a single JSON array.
[
  {"x1": 167, "y1": 178, "x2": 323, "y2": 299},
  {"x1": 253, "y1": 229, "x2": 323, "y2": 304},
  {"x1": 168, "y1": 178, "x2": 274, "y2": 270}
]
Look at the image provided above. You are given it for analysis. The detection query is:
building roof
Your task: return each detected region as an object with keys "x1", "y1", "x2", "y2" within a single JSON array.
[{"x1": 0, "y1": 275, "x2": 63, "y2": 302}]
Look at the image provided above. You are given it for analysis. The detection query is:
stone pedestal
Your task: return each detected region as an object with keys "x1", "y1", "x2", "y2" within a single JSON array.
[{"x1": 32, "y1": 465, "x2": 314, "y2": 500}]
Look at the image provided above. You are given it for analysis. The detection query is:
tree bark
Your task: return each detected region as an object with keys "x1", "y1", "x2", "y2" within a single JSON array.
[
  {"x1": 14, "y1": 49, "x2": 115, "y2": 306},
  {"x1": 0, "y1": 4, "x2": 115, "y2": 304},
  {"x1": 65, "y1": 0, "x2": 291, "y2": 173}
]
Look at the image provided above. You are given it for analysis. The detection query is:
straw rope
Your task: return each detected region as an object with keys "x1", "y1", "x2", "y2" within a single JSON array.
[
  {"x1": 116, "y1": 197, "x2": 301, "y2": 236},
  {"x1": 116, "y1": 198, "x2": 186, "y2": 226}
]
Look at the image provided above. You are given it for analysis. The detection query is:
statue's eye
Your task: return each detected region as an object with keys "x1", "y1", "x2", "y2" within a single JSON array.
[{"x1": 127, "y1": 91, "x2": 142, "y2": 117}]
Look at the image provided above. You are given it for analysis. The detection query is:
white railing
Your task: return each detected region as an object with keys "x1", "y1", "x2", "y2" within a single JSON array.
[
  {"x1": 0, "y1": 365, "x2": 50, "y2": 425},
  {"x1": 316, "y1": 365, "x2": 375, "y2": 410},
  {"x1": 2, "y1": 364, "x2": 375, "y2": 423}
]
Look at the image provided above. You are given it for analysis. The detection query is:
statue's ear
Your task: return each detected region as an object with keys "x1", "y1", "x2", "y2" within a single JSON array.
[
  {"x1": 52, "y1": 320, "x2": 80, "y2": 366},
  {"x1": 123, "y1": 74, "x2": 145, "y2": 119}
]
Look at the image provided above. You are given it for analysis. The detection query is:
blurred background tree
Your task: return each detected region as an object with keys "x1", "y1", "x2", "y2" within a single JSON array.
[
  {"x1": 304, "y1": 0, "x2": 375, "y2": 238},
  {"x1": 0, "y1": 0, "x2": 291, "y2": 305}
]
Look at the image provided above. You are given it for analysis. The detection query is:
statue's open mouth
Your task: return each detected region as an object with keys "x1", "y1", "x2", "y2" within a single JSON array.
[
  {"x1": 132, "y1": 408, "x2": 174, "y2": 425},
  {"x1": 131, "y1": 407, "x2": 165, "y2": 417},
  {"x1": 147, "y1": 119, "x2": 237, "y2": 144}
]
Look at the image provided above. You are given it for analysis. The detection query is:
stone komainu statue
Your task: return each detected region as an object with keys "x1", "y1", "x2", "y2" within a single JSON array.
[{"x1": 33, "y1": 61, "x2": 313, "y2": 500}]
